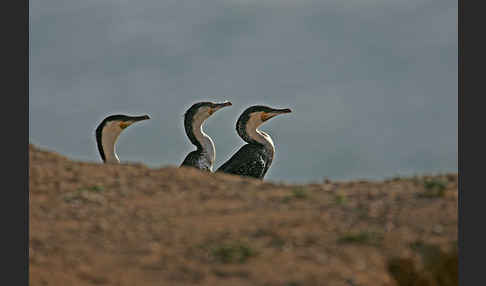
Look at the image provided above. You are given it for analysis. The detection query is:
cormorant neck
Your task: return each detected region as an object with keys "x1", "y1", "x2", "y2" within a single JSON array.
[
  {"x1": 102, "y1": 141, "x2": 120, "y2": 164},
  {"x1": 245, "y1": 125, "x2": 275, "y2": 153},
  {"x1": 186, "y1": 117, "x2": 215, "y2": 166},
  {"x1": 100, "y1": 124, "x2": 123, "y2": 164}
]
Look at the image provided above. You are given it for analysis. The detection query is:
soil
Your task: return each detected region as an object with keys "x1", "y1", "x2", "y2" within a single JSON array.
[{"x1": 29, "y1": 144, "x2": 458, "y2": 286}]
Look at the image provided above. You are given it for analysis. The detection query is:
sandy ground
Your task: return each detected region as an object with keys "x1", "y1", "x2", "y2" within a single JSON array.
[{"x1": 29, "y1": 144, "x2": 457, "y2": 286}]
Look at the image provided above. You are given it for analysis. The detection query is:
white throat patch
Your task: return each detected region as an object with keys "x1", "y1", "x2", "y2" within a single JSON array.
[{"x1": 101, "y1": 121, "x2": 125, "y2": 163}]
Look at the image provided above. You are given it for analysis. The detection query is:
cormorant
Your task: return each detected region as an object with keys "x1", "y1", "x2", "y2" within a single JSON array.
[
  {"x1": 216, "y1": 105, "x2": 291, "y2": 179},
  {"x1": 95, "y1": 114, "x2": 150, "y2": 163},
  {"x1": 180, "y1": 101, "x2": 232, "y2": 171}
]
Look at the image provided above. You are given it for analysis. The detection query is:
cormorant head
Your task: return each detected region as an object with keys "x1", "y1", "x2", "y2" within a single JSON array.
[
  {"x1": 184, "y1": 101, "x2": 232, "y2": 145},
  {"x1": 95, "y1": 114, "x2": 151, "y2": 162},
  {"x1": 236, "y1": 105, "x2": 292, "y2": 143}
]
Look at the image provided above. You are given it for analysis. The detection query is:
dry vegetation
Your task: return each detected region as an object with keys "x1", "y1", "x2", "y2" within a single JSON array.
[{"x1": 29, "y1": 144, "x2": 457, "y2": 286}]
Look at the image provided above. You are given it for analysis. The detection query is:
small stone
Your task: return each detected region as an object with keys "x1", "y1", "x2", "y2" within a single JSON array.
[{"x1": 433, "y1": 225, "x2": 443, "y2": 234}]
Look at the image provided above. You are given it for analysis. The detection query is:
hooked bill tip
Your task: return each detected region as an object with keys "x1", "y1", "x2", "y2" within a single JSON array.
[
  {"x1": 220, "y1": 101, "x2": 232, "y2": 107},
  {"x1": 135, "y1": 114, "x2": 151, "y2": 121}
]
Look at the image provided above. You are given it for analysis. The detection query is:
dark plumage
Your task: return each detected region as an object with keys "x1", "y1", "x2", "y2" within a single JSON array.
[
  {"x1": 217, "y1": 143, "x2": 273, "y2": 178},
  {"x1": 95, "y1": 114, "x2": 150, "y2": 163},
  {"x1": 217, "y1": 105, "x2": 291, "y2": 179},
  {"x1": 180, "y1": 150, "x2": 213, "y2": 171},
  {"x1": 180, "y1": 101, "x2": 232, "y2": 171}
]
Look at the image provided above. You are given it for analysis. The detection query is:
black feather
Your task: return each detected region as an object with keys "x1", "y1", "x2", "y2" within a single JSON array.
[
  {"x1": 216, "y1": 144, "x2": 273, "y2": 179},
  {"x1": 180, "y1": 150, "x2": 212, "y2": 171}
]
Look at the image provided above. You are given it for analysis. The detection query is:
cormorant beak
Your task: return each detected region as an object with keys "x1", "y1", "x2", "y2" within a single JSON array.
[
  {"x1": 261, "y1": 108, "x2": 292, "y2": 121},
  {"x1": 119, "y1": 115, "x2": 151, "y2": 129},
  {"x1": 209, "y1": 101, "x2": 232, "y2": 115},
  {"x1": 132, "y1": 115, "x2": 151, "y2": 122}
]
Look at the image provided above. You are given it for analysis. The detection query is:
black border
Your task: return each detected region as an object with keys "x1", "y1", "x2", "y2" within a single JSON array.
[
  {"x1": 3, "y1": 0, "x2": 29, "y2": 284},
  {"x1": 459, "y1": 0, "x2": 484, "y2": 284}
]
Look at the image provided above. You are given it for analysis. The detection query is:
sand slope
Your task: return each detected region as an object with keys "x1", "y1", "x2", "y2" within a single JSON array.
[{"x1": 29, "y1": 144, "x2": 457, "y2": 286}]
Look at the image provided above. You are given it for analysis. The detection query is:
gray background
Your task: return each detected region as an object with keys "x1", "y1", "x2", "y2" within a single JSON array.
[{"x1": 29, "y1": 0, "x2": 457, "y2": 183}]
